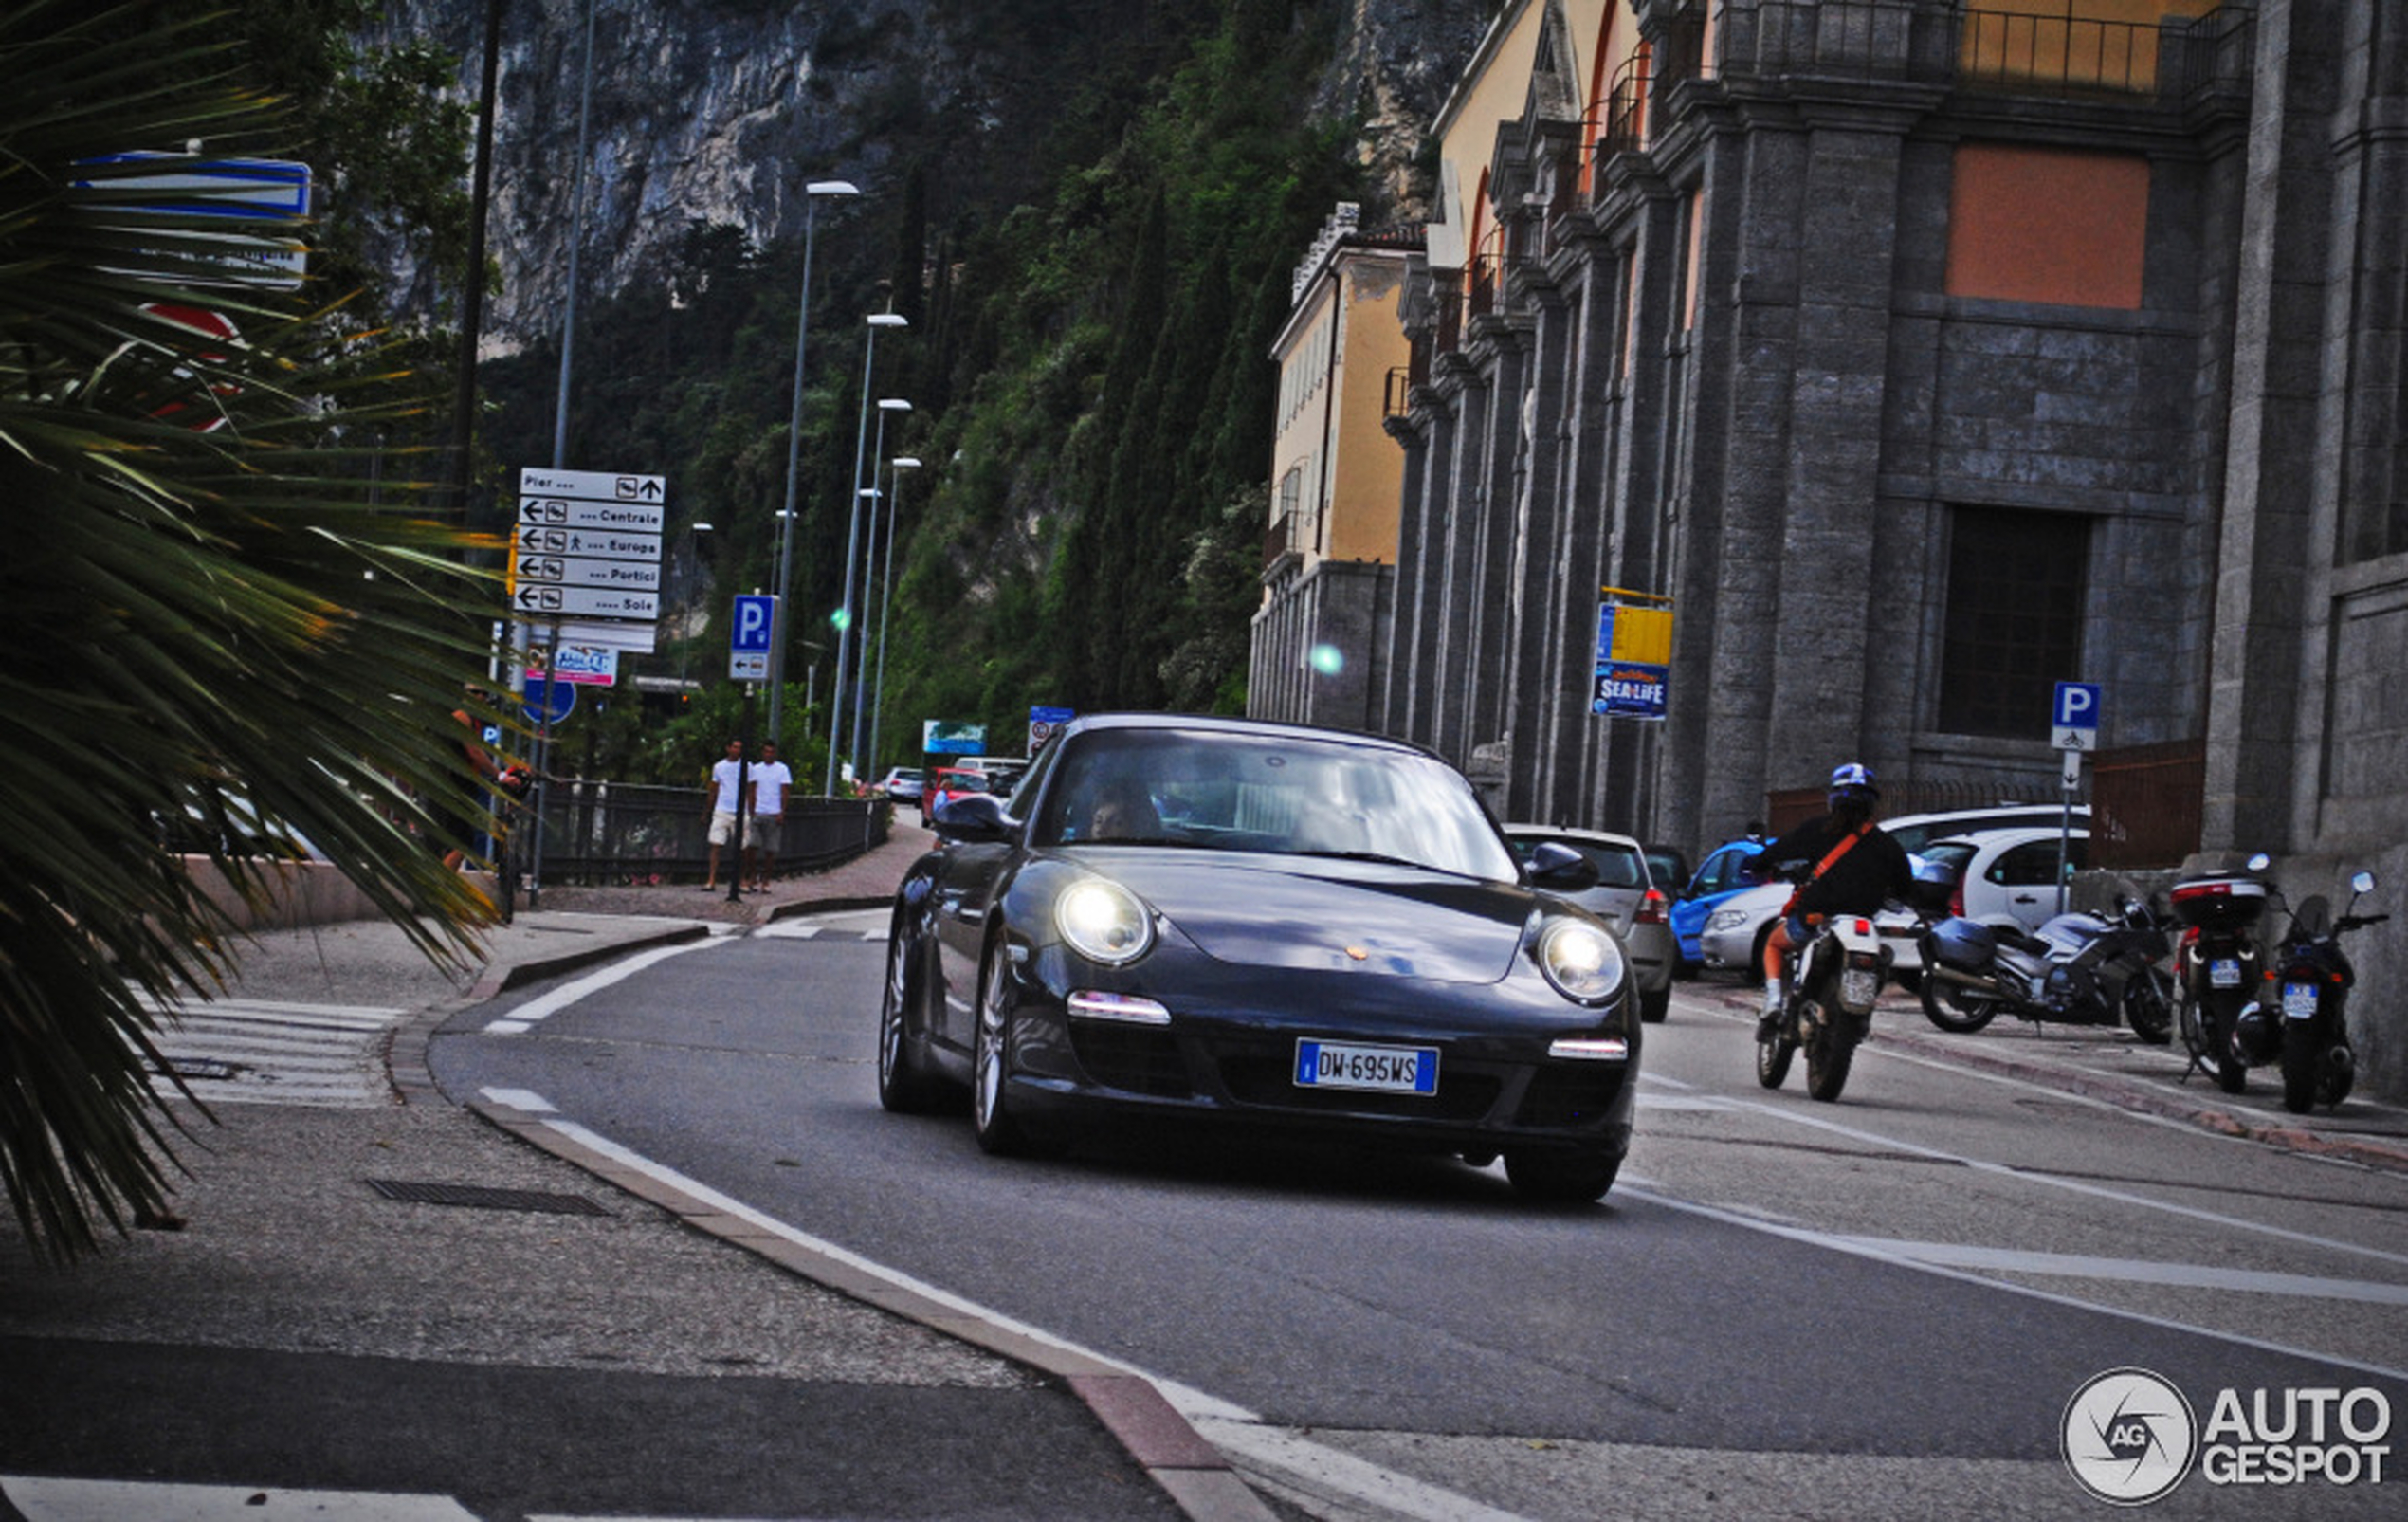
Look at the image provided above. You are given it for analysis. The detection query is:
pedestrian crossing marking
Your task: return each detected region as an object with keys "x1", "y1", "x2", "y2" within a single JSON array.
[
  {"x1": 2, "y1": 1476, "x2": 478, "y2": 1520},
  {"x1": 136, "y1": 995, "x2": 407, "y2": 1109}
]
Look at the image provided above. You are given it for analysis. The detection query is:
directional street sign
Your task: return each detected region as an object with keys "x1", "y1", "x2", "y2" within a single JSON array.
[
  {"x1": 512, "y1": 583, "x2": 659, "y2": 620},
  {"x1": 511, "y1": 468, "x2": 667, "y2": 651},
  {"x1": 518, "y1": 493, "x2": 666, "y2": 534},
  {"x1": 730, "y1": 594, "x2": 775, "y2": 682},
  {"x1": 80, "y1": 152, "x2": 312, "y2": 288},
  {"x1": 510, "y1": 547, "x2": 663, "y2": 593},
  {"x1": 2052, "y1": 681, "x2": 2103, "y2": 751}
]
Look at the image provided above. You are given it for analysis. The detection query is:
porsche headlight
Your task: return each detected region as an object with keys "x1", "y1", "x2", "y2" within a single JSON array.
[
  {"x1": 1056, "y1": 878, "x2": 1156, "y2": 964},
  {"x1": 1538, "y1": 918, "x2": 1625, "y2": 1004}
]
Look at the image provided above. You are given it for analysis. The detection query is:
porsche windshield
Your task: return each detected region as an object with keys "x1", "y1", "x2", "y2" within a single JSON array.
[{"x1": 1032, "y1": 728, "x2": 1517, "y2": 881}]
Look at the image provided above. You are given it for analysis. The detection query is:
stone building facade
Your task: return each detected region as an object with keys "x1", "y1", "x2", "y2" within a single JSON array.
[{"x1": 1335, "y1": 0, "x2": 2404, "y2": 1089}]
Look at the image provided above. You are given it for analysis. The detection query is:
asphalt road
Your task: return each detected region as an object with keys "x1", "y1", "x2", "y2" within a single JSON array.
[{"x1": 429, "y1": 909, "x2": 2408, "y2": 1521}]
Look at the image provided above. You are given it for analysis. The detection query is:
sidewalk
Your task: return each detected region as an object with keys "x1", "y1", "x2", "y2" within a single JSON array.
[
  {"x1": 0, "y1": 819, "x2": 1276, "y2": 1522},
  {"x1": 1700, "y1": 980, "x2": 2408, "y2": 1177}
]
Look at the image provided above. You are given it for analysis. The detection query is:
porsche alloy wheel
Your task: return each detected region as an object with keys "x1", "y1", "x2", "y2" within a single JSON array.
[
  {"x1": 877, "y1": 915, "x2": 943, "y2": 1114},
  {"x1": 973, "y1": 937, "x2": 1052, "y2": 1156}
]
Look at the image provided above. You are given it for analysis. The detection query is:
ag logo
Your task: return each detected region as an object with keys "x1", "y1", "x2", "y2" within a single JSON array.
[{"x1": 2063, "y1": 1367, "x2": 2198, "y2": 1505}]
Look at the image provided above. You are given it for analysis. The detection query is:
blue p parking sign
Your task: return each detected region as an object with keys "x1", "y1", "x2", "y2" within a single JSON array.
[
  {"x1": 730, "y1": 595, "x2": 775, "y2": 681},
  {"x1": 2052, "y1": 682, "x2": 2101, "y2": 750}
]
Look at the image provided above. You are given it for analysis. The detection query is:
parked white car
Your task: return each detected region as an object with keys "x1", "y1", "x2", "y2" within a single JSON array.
[
  {"x1": 1698, "y1": 816, "x2": 2091, "y2": 983},
  {"x1": 1504, "y1": 824, "x2": 1676, "y2": 1023},
  {"x1": 1917, "y1": 827, "x2": 2092, "y2": 933}
]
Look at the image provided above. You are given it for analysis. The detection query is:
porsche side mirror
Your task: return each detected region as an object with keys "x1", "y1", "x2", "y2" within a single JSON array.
[
  {"x1": 1527, "y1": 841, "x2": 1597, "y2": 890},
  {"x1": 932, "y1": 792, "x2": 1012, "y2": 843}
]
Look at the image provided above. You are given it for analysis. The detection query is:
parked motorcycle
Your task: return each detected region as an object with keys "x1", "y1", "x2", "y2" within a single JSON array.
[
  {"x1": 2169, "y1": 854, "x2": 2274, "y2": 1093},
  {"x1": 2248, "y1": 868, "x2": 2386, "y2": 1113},
  {"x1": 1916, "y1": 887, "x2": 2175, "y2": 1042},
  {"x1": 1756, "y1": 910, "x2": 1892, "y2": 1103}
]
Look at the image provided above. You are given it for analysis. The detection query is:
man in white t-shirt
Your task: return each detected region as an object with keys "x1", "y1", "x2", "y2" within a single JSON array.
[
  {"x1": 702, "y1": 738, "x2": 749, "y2": 891},
  {"x1": 747, "y1": 741, "x2": 794, "y2": 892}
]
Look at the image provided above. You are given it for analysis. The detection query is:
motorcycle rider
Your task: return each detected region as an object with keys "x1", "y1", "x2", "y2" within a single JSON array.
[{"x1": 1751, "y1": 763, "x2": 1915, "y2": 1038}]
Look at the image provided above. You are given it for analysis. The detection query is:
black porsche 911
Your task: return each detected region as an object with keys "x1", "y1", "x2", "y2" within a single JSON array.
[{"x1": 875, "y1": 713, "x2": 1641, "y2": 1201}]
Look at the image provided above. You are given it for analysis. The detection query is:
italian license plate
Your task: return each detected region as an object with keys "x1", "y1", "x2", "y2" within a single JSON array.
[
  {"x1": 2209, "y1": 958, "x2": 2243, "y2": 988},
  {"x1": 1841, "y1": 968, "x2": 1881, "y2": 1009},
  {"x1": 2282, "y1": 981, "x2": 2318, "y2": 1020},
  {"x1": 1294, "y1": 1039, "x2": 1437, "y2": 1094}
]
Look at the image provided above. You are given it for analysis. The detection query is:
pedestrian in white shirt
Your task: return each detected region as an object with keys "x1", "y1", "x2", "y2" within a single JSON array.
[
  {"x1": 748, "y1": 741, "x2": 794, "y2": 892},
  {"x1": 702, "y1": 738, "x2": 749, "y2": 891}
]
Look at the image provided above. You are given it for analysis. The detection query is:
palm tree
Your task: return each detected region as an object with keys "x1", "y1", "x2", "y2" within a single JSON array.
[{"x1": 1, "y1": 2, "x2": 504, "y2": 1260}]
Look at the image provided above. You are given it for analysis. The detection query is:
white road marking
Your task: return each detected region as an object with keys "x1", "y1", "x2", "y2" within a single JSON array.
[
  {"x1": 1625, "y1": 1185, "x2": 2408, "y2": 1385},
  {"x1": 1, "y1": 1476, "x2": 479, "y2": 1520},
  {"x1": 481, "y1": 938, "x2": 731, "y2": 1035},
  {"x1": 1820, "y1": 1238, "x2": 2408, "y2": 1304}
]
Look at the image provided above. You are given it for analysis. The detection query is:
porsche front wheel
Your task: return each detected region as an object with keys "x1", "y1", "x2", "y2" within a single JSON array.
[{"x1": 973, "y1": 937, "x2": 1052, "y2": 1156}]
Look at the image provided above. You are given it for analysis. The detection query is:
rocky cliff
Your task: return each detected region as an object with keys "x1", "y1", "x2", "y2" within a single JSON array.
[{"x1": 376, "y1": 0, "x2": 1486, "y2": 351}]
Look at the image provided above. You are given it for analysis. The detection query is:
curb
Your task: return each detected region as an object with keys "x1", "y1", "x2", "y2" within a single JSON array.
[
  {"x1": 465, "y1": 1094, "x2": 1277, "y2": 1522},
  {"x1": 401, "y1": 895, "x2": 1274, "y2": 1522}
]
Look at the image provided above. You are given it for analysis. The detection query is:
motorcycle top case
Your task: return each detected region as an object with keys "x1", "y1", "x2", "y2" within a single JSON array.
[
  {"x1": 2169, "y1": 874, "x2": 2269, "y2": 930},
  {"x1": 1925, "y1": 916, "x2": 1998, "y2": 973}
]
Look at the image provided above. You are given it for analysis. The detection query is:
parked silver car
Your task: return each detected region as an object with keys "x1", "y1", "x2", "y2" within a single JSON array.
[
  {"x1": 1504, "y1": 824, "x2": 1675, "y2": 1023},
  {"x1": 1698, "y1": 812, "x2": 2095, "y2": 983}
]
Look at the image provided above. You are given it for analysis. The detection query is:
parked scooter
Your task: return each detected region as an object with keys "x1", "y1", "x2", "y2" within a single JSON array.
[
  {"x1": 2169, "y1": 854, "x2": 2274, "y2": 1093},
  {"x1": 1755, "y1": 909, "x2": 1890, "y2": 1102},
  {"x1": 2246, "y1": 868, "x2": 2386, "y2": 1113},
  {"x1": 1916, "y1": 885, "x2": 2175, "y2": 1042}
]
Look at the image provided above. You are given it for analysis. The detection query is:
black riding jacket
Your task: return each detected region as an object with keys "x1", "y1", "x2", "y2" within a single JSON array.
[{"x1": 1758, "y1": 812, "x2": 1914, "y2": 920}]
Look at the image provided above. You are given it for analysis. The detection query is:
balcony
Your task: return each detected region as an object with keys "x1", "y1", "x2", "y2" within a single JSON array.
[
  {"x1": 1705, "y1": 1, "x2": 2254, "y2": 108},
  {"x1": 1264, "y1": 508, "x2": 1304, "y2": 572}
]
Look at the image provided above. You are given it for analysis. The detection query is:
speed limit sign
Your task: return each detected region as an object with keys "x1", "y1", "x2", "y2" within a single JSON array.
[{"x1": 1029, "y1": 705, "x2": 1075, "y2": 753}]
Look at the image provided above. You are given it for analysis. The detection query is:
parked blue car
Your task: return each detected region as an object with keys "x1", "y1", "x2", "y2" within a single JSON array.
[{"x1": 1669, "y1": 837, "x2": 1765, "y2": 970}]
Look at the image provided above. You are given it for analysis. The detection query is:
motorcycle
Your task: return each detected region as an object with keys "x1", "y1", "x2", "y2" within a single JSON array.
[
  {"x1": 1756, "y1": 910, "x2": 1892, "y2": 1103},
  {"x1": 2250, "y1": 868, "x2": 2386, "y2": 1113},
  {"x1": 2169, "y1": 854, "x2": 2274, "y2": 1093},
  {"x1": 1915, "y1": 887, "x2": 2175, "y2": 1042}
]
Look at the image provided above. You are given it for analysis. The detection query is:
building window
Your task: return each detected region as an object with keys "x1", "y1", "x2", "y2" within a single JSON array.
[
  {"x1": 1938, "y1": 506, "x2": 2089, "y2": 737},
  {"x1": 1945, "y1": 143, "x2": 2148, "y2": 309}
]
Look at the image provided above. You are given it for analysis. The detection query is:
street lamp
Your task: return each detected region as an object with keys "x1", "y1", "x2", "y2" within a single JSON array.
[
  {"x1": 827, "y1": 309, "x2": 908, "y2": 792},
  {"x1": 868, "y1": 456, "x2": 921, "y2": 774},
  {"x1": 766, "y1": 178, "x2": 859, "y2": 757},
  {"x1": 852, "y1": 398, "x2": 911, "y2": 778},
  {"x1": 673, "y1": 521, "x2": 714, "y2": 687}
]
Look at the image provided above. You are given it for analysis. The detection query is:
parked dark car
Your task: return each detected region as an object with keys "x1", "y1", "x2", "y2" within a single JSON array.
[{"x1": 879, "y1": 713, "x2": 1641, "y2": 1201}]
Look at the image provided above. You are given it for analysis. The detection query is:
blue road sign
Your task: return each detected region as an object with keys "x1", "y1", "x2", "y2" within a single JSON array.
[
  {"x1": 521, "y1": 676, "x2": 575, "y2": 725},
  {"x1": 2052, "y1": 682, "x2": 2102, "y2": 751},
  {"x1": 731, "y1": 594, "x2": 775, "y2": 681}
]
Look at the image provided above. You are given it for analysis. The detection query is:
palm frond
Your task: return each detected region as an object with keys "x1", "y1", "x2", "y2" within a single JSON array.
[{"x1": 3, "y1": 2, "x2": 511, "y2": 1261}]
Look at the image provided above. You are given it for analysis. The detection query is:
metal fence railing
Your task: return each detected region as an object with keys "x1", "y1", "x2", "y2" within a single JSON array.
[{"x1": 527, "y1": 782, "x2": 887, "y2": 884}]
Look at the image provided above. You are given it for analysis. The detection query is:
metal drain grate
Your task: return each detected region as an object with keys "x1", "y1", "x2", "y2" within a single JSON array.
[{"x1": 367, "y1": 1179, "x2": 611, "y2": 1217}]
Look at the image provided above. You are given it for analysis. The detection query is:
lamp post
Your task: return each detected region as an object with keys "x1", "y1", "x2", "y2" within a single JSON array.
[
  {"x1": 674, "y1": 521, "x2": 714, "y2": 688},
  {"x1": 827, "y1": 310, "x2": 908, "y2": 793},
  {"x1": 868, "y1": 456, "x2": 921, "y2": 776},
  {"x1": 852, "y1": 398, "x2": 911, "y2": 778},
  {"x1": 767, "y1": 179, "x2": 859, "y2": 755}
]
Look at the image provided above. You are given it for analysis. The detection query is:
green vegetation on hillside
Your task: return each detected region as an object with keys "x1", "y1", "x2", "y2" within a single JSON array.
[{"x1": 478, "y1": 0, "x2": 1371, "y2": 783}]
